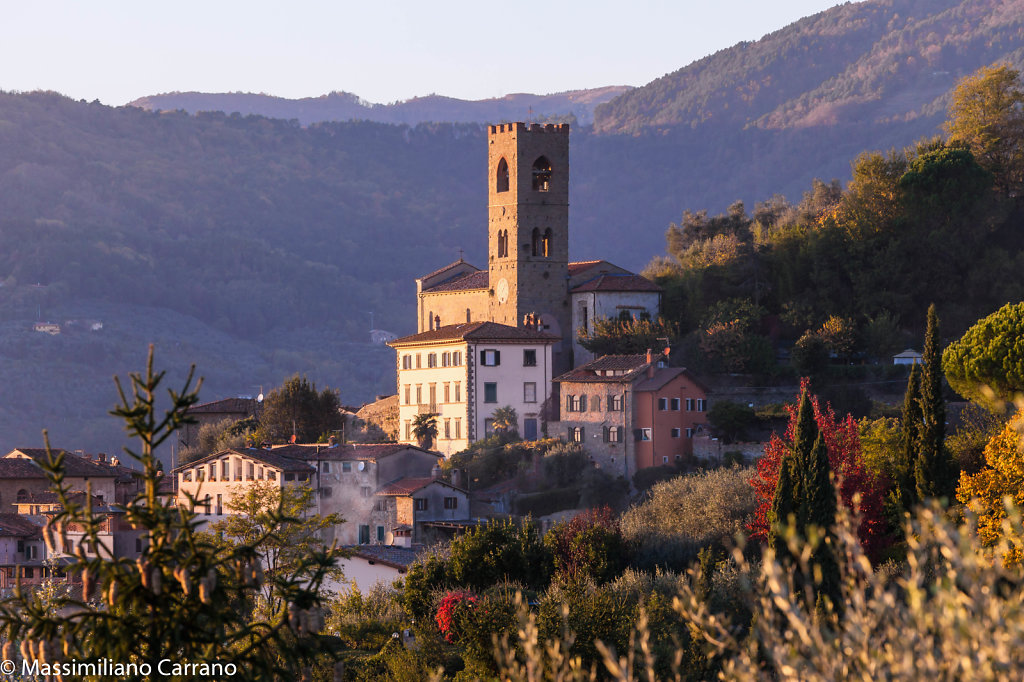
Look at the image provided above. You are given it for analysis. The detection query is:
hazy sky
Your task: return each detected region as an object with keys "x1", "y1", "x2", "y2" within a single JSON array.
[{"x1": 3, "y1": 1, "x2": 845, "y2": 105}]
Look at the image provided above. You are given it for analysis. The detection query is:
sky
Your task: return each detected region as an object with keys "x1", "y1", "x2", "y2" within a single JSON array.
[{"x1": 2, "y1": 1, "x2": 845, "y2": 106}]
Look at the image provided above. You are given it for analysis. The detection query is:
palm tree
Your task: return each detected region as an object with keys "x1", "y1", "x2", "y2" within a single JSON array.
[
  {"x1": 412, "y1": 413, "x2": 438, "y2": 449},
  {"x1": 491, "y1": 406, "x2": 519, "y2": 442}
]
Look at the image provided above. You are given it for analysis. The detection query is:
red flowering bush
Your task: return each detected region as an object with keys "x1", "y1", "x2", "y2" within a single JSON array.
[
  {"x1": 750, "y1": 379, "x2": 889, "y2": 560},
  {"x1": 435, "y1": 590, "x2": 477, "y2": 643}
]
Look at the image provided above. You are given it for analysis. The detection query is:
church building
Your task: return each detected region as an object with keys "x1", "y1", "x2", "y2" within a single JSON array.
[{"x1": 393, "y1": 122, "x2": 662, "y2": 450}]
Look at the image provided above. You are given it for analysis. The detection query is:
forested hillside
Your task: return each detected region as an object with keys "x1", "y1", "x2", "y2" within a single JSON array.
[{"x1": 1, "y1": 0, "x2": 1023, "y2": 454}]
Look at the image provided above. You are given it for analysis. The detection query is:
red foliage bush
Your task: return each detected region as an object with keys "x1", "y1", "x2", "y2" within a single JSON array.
[
  {"x1": 749, "y1": 379, "x2": 889, "y2": 560},
  {"x1": 435, "y1": 590, "x2": 477, "y2": 643}
]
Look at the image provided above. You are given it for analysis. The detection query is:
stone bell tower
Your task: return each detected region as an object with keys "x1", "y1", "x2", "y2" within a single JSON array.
[{"x1": 486, "y1": 122, "x2": 571, "y2": 368}]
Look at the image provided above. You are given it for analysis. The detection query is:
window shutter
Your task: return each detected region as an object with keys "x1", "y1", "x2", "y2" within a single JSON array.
[
  {"x1": 566, "y1": 394, "x2": 573, "y2": 411},
  {"x1": 606, "y1": 395, "x2": 612, "y2": 410},
  {"x1": 633, "y1": 429, "x2": 642, "y2": 442},
  {"x1": 481, "y1": 350, "x2": 486, "y2": 364},
  {"x1": 495, "y1": 350, "x2": 501, "y2": 365},
  {"x1": 603, "y1": 426, "x2": 609, "y2": 442},
  {"x1": 580, "y1": 395, "x2": 587, "y2": 411}
]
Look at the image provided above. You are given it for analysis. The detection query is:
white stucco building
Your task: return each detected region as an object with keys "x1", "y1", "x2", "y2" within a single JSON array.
[{"x1": 389, "y1": 321, "x2": 558, "y2": 454}]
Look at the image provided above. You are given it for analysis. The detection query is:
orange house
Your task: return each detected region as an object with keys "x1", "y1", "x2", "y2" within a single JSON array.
[{"x1": 553, "y1": 351, "x2": 709, "y2": 479}]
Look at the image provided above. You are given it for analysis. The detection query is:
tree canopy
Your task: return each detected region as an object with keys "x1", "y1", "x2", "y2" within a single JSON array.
[
  {"x1": 943, "y1": 301, "x2": 1024, "y2": 410},
  {"x1": 259, "y1": 374, "x2": 343, "y2": 443}
]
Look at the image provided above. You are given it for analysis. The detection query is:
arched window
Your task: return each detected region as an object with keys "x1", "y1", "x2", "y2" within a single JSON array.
[
  {"x1": 497, "y1": 229, "x2": 508, "y2": 258},
  {"x1": 532, "y1": 156, "x2": 552, "y2": 192},
  {"x1": 496, "y1": 157, "x2": 509, "y2": 193},
  {"x1": 466, "y1": 308, "x2": 471, "y2": 323},
  {"x1": 16, "y1": 489, "x2": 28, "y2": 503},
  {"x1": 542, "y1": 228, "x2": 552, "y2": 257},
  {"x1": 531, "y1": 228, "x2": 541, "y2": 257}
]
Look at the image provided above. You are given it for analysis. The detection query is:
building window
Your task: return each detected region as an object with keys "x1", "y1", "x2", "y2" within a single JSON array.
[
  {"x1": 183, "y1": 471, "x2": 192, "y2": 482},
  {"x1": 686, "y1": 398, "x2": 694, "y2": 411},
  {"x1": 284, "y1": 473, "x2": 295, "y2": 482},
  {"x1": 658, "y1": 398, "x2": 669, "y2": 411},
  {"x1": 662, "y1": 456, "x2": 669, "y2": 465},
  {"x1": 592, "y1": 396, "x2": 601, "y2": 412},
  {"x1": 569, "y1": 426, "x2": 585, "y2": 443},
  {"x1": 427, "y1": 353, "x2": 437, "y2": 368},
  {"x1": 375, "y1": 499, "x2": 387, "y2": 511},
  {"x1": 671, "y1": 398, "x2": 681, "y2": 410},
  {"x1": 496, "y1": 157, "x2": 509, "y2": 193},
  {"x1": 247, "y1": 463, "x2": 255, "y2": 480},
  {"x1": 686, "y1": 428, "x2": 694, "y2": 438},
  {"x1": 320, "y1": 487, "x2": 333, "y2": 498},
  {"x1": 359, "y1": 525, "x2": 370, "y2": 544},
  {"x1": 444, "y1": 383, "x2": 450, "y2": 403},
  {"x1": 135, "y1": 538, "x2": 144, "y2": 553},
  {"x1": 415, "y1": 385, "x2": 423, "y2": 405},
  {"x1": 441, "y1": 352, "x2": 449, "y2": 367},
  {"x1": 221, "y1": 460, "x2": 229, "y2": 478},
  {"x1": 579, "y1": 301, "x2": 589, "y2": 332},
  {"x1": 454, "y1": 382, "x2": 461, "y2": 402},
  {"x1": 209, "y1": 464, "x2": 217, "y2": 482},
  {"x1": 671, "y1": 428, "x2": 681, "y2": 438},
  {"x1": 484, "y1": 382, "x2": 498, "y2": 403},
  {"x1": 216, "y1": 494, "x2": 223, "y2": 516},
  {"x1": 267, "y1": 471, "x2": 277, "y2": 481},
  {"x1": 608, "y1": 394, "x2": 624, "y2": 411},
  {"x1": 342, "y1": 461, "x2": 352, "y2": 473},
  {"x1": 361, "y1": 486, "x2": 372, "y2": 498},
  {"x1": 524, "y1": 382, "x2": 537, "y2": 403},
  {"x1": 404, "y1": 385, "x2": 411, "y2": 405},
  {"x1": 377, "y1": 526, "x2": 386, "y2": 543},
  {"x1": 23, "y1": 567, "x2": 33, "y2": 579},
  {"x1": 444, "y1": 497, "x2": 459, "y2": 510},
  {"x1": 532, "y1": 156, "x2": 552, "y2": 192},
  {"x1": 444, "y1": 419, "x2": 451, "y2": 439},
  {"x1": 415, "y1": 498, "x2": 428, "y2": 511},
  {"x1": 402, "y1": 355, "x2": 412, "y2": 369},
  {"x1": 481, "y1": 349, "x2": 500, "y2": 366},
  {"x1": 455, "y1": 419, "x2": 461, "y2": 439},
  {"x1": 697, "y1": 399, "x2": 706, "y2": 412},
  {"x1": 404, "y1": 420, "x2": 411, "y2": 440},
  {"x1": 322, "y1": 462, "x2": 331, "y2": 474},
  {"x1": 605, "y1": 426, "x2": 622, "y2": 443},
  {"x1": 635, "y1": 428, "x2": 652, "y2": 441},
  {"x1": 523, "y1": 349, "x2": 537, "y2": 367},
  {"x1": 566, "y1": 394, "x2": 587, "y2": 412},
  {"x1": 415, "y1": 354, "x2": 421, "y2": 369}
]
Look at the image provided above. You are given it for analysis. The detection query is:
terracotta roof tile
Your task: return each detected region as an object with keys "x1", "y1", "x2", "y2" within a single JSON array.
[
  {"x1": 553, "y1": 354, "x2": 651, "y2": 383},
  {"x1": 422, "y1": 270, "x2": 489, "y2": 293},
  {"x1": 187, "y1": 398, "x2": 259, "y2": 416},
  {"x1": 4, "y1": 450, "x2": 119, "y2": 478},
  {"x1": 419, "y1": 259, "x2": 476, "y2": 281},
  {"x1": 172, "y1": 448, "x2": 315, "y2": 474},
  {"x1": 377, "y1": 477, "x2": 465, "y2": 496},
  {"x1": 568, "y1": 260, "x2": 604, "y2": 276},
  {"x1": 0, "y1": 514, "x2": 41, "y2": 538},
  {"x1": 571, "y1": 273, "x2": 662, "y2": 293},
  {"x1": 349, "y1": 544, "x2": 422, "y2": 570},
  {"x1": 390, "y1": 321, "x2": 559, "y2": 346}
]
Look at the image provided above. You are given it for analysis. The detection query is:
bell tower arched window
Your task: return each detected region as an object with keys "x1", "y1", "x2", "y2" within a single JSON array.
[
  {"x1": 532, "y1": 156, "x2": 551, "y2": 192},
  {"x1": 542, "y1": 228, "x2": 552, "y2": 257},
  {"x1": 496, "y1": 158, "x2": 509, "y2": 193},
  {"x1": 531, "y1": 228, "x2": 541, "y2": 257},
  {"x1": 497, "y1": 229, "x2": 509, "y2": 258}
]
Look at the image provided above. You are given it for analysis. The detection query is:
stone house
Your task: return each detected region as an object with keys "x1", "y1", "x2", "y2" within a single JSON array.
[
  {"x1": 178, "y1": 397, "x2": 260, "y2": 451},
  {"x1": 374, "y1": 477, "x2": 470, "y2": 544},
  {"x1": 0, "y1": 449, "x2": 130, "y2": 509},
  {"x1": 0, "y1": 513, "x2": 45, "y2": 590},
  {"x1": 552, "y1": 351, "x2": 709, "y2": 478}
]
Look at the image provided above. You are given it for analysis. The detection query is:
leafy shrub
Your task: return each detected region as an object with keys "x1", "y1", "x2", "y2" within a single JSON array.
[{"x1": 544, "y1": 507, "x2": 629, "y2": 583}]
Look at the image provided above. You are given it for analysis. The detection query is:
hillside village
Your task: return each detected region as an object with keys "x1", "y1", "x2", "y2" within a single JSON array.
[{"x1": 3, "y1": 3, "x2": 1024, "y2": 674}]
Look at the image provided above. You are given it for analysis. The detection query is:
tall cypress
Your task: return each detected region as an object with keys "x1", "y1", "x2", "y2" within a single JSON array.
[
  {"x1": 769, "y1": 455, "x2": 797, "y2": 559},
  {"x1": 791, "y1": 390, "x2": 817, "y2": 529},
  {"x1": 806, "y1": 433, "x2": 842, "y2": 615},
  {"x1": 915, "y1": 304, "x2": 956, "y2": 501},
  {"x1": 898, "y1": 364, "x2": 922, "y2": 510}
]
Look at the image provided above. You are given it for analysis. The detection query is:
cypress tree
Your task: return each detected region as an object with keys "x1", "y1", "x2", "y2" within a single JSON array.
[
  {"x1": 806, "y1": 432, "x2": 842, "y2": 616},
  {"x1": 915, "y1": 304, "x2": 956, "y2": 501},
  {"x1": 792, "y1": 389, "x2": 817, "y2": 529},
  {"x1": 768, "y1": 455, "x2": 797, "y2": 558},
  {"x1": 898, "y1": 364, "x2": 922, "y2": 510}
]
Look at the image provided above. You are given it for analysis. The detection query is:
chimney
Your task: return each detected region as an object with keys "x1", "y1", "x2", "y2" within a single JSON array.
[
  {"x1": 431, "y1": 463, "x2": 442, "y2": 480},
  {"x1": 645, "y1": 349, "x2": 655, "y2": 379},
  {"x1": 97, "y1": 452, "x2": 106, "y2": 463},
  {"x1": 451, "y1": 468, "x2": 462, "y2": 489},
  {"x1": 434, "y1": 314, "x2": 441, "y2": 329},
  {"x1": 111, "y1": 456, "x2": 119, "y2": 467}
]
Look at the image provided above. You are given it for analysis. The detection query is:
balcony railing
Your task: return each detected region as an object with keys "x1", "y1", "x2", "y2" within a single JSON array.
[{"x1": 417, "y1": 402, "x2": 438, "y2": 415}]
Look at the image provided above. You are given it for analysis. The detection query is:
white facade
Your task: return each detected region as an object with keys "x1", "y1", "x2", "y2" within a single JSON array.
[{"x1": 390, "y1": 322, "x2": 557, "y2": 454}]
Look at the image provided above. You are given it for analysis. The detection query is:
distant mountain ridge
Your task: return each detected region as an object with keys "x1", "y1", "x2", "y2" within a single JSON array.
[
  {"x1": 129, "y1": 86, "x2": 632, "y2": 126},
  {"x1": 594, "y1": 0, "x2": 1024, "y2": 134}
]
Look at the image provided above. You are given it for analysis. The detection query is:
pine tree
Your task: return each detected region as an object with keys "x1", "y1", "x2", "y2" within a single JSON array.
[
  {"x1": 897, "y1": 364, "x2": 922, "y2": 510},
  {"x1": 915, "y1": 304, "x2": 956, "y2": 501}
]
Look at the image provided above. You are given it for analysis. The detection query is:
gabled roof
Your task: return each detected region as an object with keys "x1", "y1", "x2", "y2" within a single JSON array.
[
  {"x1": 377, "y1": 477, "x2": 465, "y2": 496},
  {"x1": 277, "y1": 443, "x2": 440, "y2": 462},
  {"x1": 172, "y1": 448, "x2": 315, "y2": 474},
  {"x1": 418, "y1": 259, "x2": 478, "y2": 282},
  {"x1": 348, "y1": 544, "x2": 422, "y2": 570},
  {"x1": 186, "y1": 397, "x2": 259, "y2": 416},
  {"x1": 571, "y1": 273, "x2": 661, "y2": 293},
  {"x1": 633, "y1": 367, "x2": 710, "y2": 394},
  {"x1": 5, "y1": 450, "x2": 119, "y2": 478},
  {"x1": 422, "y1": 270, "x2": 489, "y2": 293},
  {"x1": 568, "y1": 260, "x2": 604, "y2": 276},
  {"x1": 0, "y1": 514, "x2": 41, "y2": 538},
  {"x1": 390, "y1": 321, "x2": 559, "y2": 346},
  {"x1": 554, "y1": 355, "x2": 651, "y2": 383}
]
